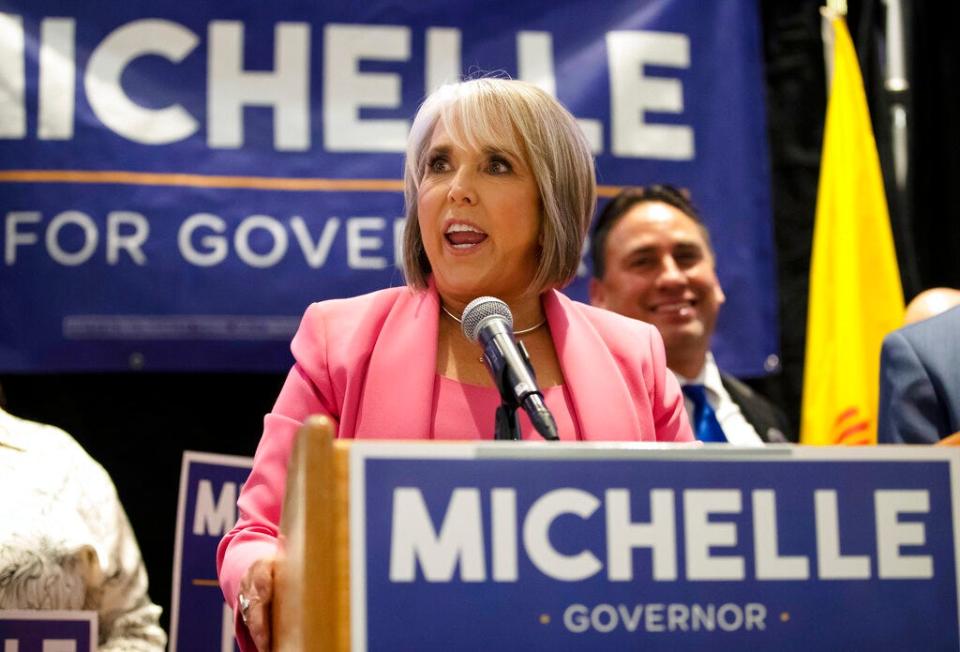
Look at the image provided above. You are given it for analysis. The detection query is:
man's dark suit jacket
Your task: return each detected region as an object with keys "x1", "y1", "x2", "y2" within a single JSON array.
[
  {"x1": 719, "y1": 373, "x2": 793, "y2": 443},
  {"x1": 878, "y1": 305, "x2": 960, "y2": 444}
]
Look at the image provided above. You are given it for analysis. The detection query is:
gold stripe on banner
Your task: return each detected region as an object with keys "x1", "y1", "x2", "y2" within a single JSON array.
[
  {"x1": 0, "y1": 169, "x2": 626, "y2": 197},
  {"x1": 0, "y1": 170, "x2": 404, "y2": 192},
  {"x1": 597, "y1": 185, "x2": 624, "y2": 197}
]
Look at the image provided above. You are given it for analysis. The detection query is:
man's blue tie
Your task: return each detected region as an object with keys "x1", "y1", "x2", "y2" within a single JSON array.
[{"x1": 682, "y1": 384, "x2": 727, "y2": 443}]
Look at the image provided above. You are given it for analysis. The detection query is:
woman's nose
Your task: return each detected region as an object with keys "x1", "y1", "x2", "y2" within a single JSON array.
[{"x1": 447, "y1": 168, "x2": 478, "y2": 205}]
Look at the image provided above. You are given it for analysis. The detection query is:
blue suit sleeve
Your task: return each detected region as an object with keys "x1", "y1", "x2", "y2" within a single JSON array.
[{"x1": 878, "y1": 330, "x2": 946, "y2": 444}]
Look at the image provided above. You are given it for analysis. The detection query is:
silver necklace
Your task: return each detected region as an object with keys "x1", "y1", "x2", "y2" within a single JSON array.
[{"x1": 441, "y1": 304, "x2": 546, "y2": 336}]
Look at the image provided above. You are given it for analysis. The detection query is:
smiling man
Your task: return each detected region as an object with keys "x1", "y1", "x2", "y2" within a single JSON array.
[{"x1": 589, "y1": 185, "x2": 791, "y2": 445}]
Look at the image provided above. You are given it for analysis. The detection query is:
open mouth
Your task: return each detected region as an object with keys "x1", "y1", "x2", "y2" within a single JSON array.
[{"x1": 444, "y1": 223, "x2": 488, "y2": 250}]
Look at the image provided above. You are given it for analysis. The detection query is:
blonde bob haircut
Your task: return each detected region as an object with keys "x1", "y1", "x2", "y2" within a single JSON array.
[{"x1": 402, "y1": 78, "x2": 597, "y2": 294}]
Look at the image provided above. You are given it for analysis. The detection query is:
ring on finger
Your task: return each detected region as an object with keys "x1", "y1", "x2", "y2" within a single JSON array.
[{"x1": 238, "y1": 592, "x2": 253, "y2": 623}]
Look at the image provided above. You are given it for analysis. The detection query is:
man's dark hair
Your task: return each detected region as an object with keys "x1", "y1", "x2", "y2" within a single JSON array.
[{"x1": 589, "y1": 184, "x2": 712, "y2": 279}]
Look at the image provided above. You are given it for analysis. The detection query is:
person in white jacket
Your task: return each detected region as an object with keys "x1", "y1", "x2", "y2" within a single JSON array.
[{"x1": 0, "y1": 405, "x2": 166, "y2": 651}]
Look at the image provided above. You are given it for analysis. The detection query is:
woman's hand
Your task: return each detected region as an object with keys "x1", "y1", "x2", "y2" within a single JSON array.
[{"x1": 238, "y1": 557, "x2": 276, "y2": 651}]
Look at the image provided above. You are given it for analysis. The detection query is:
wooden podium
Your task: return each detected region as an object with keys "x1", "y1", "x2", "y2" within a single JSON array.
[
  {"x1": 273, "y1": 416, "x2": 351, "y2": 651},
  {"x1": 267, "y1": 421, "x2": 960, "y2": 652}
]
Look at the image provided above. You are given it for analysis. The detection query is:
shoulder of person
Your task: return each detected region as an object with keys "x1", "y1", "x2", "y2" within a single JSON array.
[
  {"x1": 548, "y1": 294, "x2": 667, "y2": 389},
  {"x1": 718, "y1": 372, "x2": 759, "y2": 399},
  {"x1": 718, "y1": 371, "x2": 792, "y2": 443},
  {"x1": 290, "y1": 285, "x2": 431, "y2": 373},
  {"x1": 0, "y1": 409, "x2": 115, "y2": 490},
  {"x1": 559, "y1": 295, "x2": 661, "y2": 360},
  {"x1": 0, "y1": 408, "x2": 79, "y2": 455},
  {"x1": 296, "y1": 285, "x2": 424, "y2": 338},
  {"x1": 888, "y1": 303, "x2": 960, "y2": 348}
]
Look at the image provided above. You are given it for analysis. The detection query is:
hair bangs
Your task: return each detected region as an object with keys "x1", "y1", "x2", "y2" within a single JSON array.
[{"x1": 438, "y1": 89, "x2": 529, "y2": 172}]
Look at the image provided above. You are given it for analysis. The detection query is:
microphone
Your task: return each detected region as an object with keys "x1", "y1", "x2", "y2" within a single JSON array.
[{"x1": 461, "y1": 296, "x2": 559, "y2": 441}]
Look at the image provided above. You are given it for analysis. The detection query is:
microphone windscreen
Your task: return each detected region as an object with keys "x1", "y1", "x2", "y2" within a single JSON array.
[{"x1": 461, "y1": 296, "x2": 513, "y2": 343}]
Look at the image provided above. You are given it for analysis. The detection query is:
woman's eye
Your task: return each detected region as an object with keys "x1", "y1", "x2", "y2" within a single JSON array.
[
  {"x1": 426, "y1": 156, "x2": 450, "y2": 174},
  {"x1": 488, "y1": 157, "x2": 512, "y2": 174}
]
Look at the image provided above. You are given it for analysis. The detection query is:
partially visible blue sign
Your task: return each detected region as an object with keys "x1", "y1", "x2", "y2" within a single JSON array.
[
  {"x1": 0, "y1": 0, "x2": 775, "y2": 375},
  {"x1": 0, "y1": 610, "x2": 95, "y2": 652},
  {"x1": 169, "y1": 452, "x2": 253, "y2": 652},
  {"x1": 351, "y1": 445, "x2": 960, "y2": 651}
]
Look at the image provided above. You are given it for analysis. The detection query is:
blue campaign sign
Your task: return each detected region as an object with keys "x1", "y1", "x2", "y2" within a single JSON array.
[
  {"x1": 0, "y1": 610, "x2": 95, "y2": 652},
  {"x1": 169, "y1": 452, "x2": 253, "y2": 652},
  {"x1": 0, "y1": 0, "x2": 775, "y2": 375},
  {"x1": 350, "y1": 445, "x2": 960, "y2": 651}
]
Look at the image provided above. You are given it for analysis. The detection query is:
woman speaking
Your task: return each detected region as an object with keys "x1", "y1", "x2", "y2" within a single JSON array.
[{"x1": 218, "y1": 77, "x2": 693, "y2": 650}]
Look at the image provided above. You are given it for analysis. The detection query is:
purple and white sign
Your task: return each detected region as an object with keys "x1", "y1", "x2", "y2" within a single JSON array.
[
  {"x1": 350, "y1": 444, "x2": 960, "y2": 651},
  {"x1": 0, "y1": 610, "x2": 96, "y2": 652},
  {"x1": 169, "y1": 451, "x2": 253, "y2": 652}
]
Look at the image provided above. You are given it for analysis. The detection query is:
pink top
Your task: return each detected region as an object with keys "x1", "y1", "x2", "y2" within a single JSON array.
[
  {"x1": 217, "y1": 283, "x2": 692, "y2": 651},
  {"x1": 431, "y1": 375, "x2": 581, "y2": 440}
]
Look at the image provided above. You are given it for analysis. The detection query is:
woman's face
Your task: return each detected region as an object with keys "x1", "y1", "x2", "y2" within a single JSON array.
[{"x1": 417, "y1": 119, "x2": 542, "y2": 305}]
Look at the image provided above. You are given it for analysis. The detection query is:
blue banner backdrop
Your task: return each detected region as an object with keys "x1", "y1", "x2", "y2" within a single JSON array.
[{"x1": 0, "y1": 0, "x2": 776, "y2": 374}]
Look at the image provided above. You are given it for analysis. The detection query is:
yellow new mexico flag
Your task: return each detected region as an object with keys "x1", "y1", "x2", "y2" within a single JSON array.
[{"x1": 800, "y1": 15, "x2": 904, "y2": 445}]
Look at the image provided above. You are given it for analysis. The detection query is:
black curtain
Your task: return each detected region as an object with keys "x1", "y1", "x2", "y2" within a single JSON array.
[
  {"x1": 750, "y1": 0, "x2": 826, "y2": 432},
  {"x1": 908, "y1": 2, "x2": 960, "y2": 289}
]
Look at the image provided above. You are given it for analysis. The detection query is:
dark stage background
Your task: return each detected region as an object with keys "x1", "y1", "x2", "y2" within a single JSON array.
[{"x1": 1, "y1": 0, "x2": 957, "y2": 634}]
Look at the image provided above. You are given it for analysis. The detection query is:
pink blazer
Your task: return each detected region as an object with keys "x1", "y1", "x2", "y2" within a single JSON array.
[{"x1": 218, "y1": 284, "x2": 691, "y2": 649}]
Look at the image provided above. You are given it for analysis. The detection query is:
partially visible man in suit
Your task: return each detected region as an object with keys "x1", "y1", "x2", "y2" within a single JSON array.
[
  {"x1": 589, "y1": 185, "x2": 791, "y2": 444},
  {"x1": 878, "y1": 302, "x2": 960, "y2": 444}
]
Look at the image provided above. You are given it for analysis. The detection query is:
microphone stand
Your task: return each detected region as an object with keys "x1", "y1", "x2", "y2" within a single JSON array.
[
  {"x1": 494, "y1": 400, "x2": 522, "y2": 441},
  {"x1": 489, "y1": 340, "x2": 534, "y2": 441}
]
